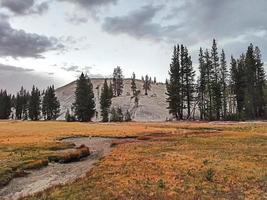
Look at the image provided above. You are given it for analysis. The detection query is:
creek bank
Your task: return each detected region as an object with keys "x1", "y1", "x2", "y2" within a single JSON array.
[{"x1": 0, "y1": 137, "x2": 134, "y2": 200}]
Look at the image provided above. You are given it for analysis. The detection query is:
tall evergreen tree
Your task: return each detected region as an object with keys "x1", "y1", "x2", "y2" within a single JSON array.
[
  {"x1": 29, "y1": 86, "x2": 41, "y2": 121},
  {"x1": 15, "y1": 87, "x2": 30, "y2": 120},
  {"x1": 197, "y1": 48, "x2": 207, "y2": 120},
  {"x1": 230, "y1": 55, "x2": 246, "y2": 118},
  {"x1": 73, "y1": 73, "x2": 95, "y2": 122},
  {"x1": 211, "y1": 39, "x2": 222, "y2": 120},
  {"x1": 204, "y1": 49, "x2": 214, "y2": 120},
  {"x1": 0, "y1": 90, "x2": 11, "y2": 119},
  {"x1": 131, "y1": 72, "x2": 137, "y2": 96},
  {"x1": 167, "y1": 44, "x2": 195, "y2": 120},
  {"x1": 220, "y1": 49, "x2": 228, "y2": 119},
  {"x1": 100, "y1": 79, "x2": 112, "y2": 122},
  {"x1": 254, "y1": 46, "x2": 266, "y2": 118},
  {"x1": 244, "y1": 44, "x2": 256, "y2": 119},
  {"x1": 167, "y1": 46, "x2": 180, "y2": 119},
  {"x1": 182, "y1": 47, "x2": 195, "y2": 119},
  {"x1": 112, "y1": 66, "x2": 124, "y2": 96},
  {"x1": 42, "y1": 86, "x2": 60, "y2": 120},
  {"x1": 143, "y1": 75, "x2": 151, "y2": 95}
]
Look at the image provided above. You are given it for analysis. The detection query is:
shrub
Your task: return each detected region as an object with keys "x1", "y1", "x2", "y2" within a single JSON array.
[
  {"x1": 110, "y1": 107, "x2": 124, "y2": 122},
  {"x1": 157, "y1": 179, "x2": 165, "y2": 189},
  {"x1": 205, "y1": 168, "x2": 215, "y2": 182},
  {"x1": 65, "y1": 109, "x2": 76, "y2": 122}
]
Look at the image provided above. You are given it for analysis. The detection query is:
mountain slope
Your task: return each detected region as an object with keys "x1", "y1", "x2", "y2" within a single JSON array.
[{"x1": 56, "y1": 78, "x2": 170, "y2": 121}]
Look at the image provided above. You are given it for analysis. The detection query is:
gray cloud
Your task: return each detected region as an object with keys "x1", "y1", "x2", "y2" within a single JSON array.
[
  {"x1": 61, "y1": 65, "x2": 79, "y2": 72},
  {"x1": 61, "y1": 64, "x2": 104, "y2": 78},
  {"x1": 102, "y1": 1, "x2": 267, "y2": 45},
  {"x1": 0, "y1": 63, "x2": 34, "y2": 72},
  {"x1": 66, "y1": 13, "x2": 88, "y2": 25},
  {"x1": 101, "y1": 0, "x2": 267, "y2": 65},
  {"x1": 102, "y1": 5, "x2": 177, "y2": 41},
  {"x1": 0, "y1": 16, "x2": 64, "y2": 58},
  {"x1": 59, "y1": 0, "x2": 117, "y2": 8},
  {"x1": 0, "y1": 63, "x2": 63, "y2": 94},
  {"x1": 0, "y1": 0, "x2": 49, "y2": 15}
]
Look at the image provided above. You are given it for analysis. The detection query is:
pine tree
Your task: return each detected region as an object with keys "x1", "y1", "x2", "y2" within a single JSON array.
[
  {"x1": 131, "y1": 72, "x2": 137, "y2": 96},
  {"x1": 204, "y1": 49, "x2": 214, "y2": 120},
  {"x1": 229, "y1": 55, "x2": 246, "y2": 119},
  {"x1": 166, "y1": 45, "x2": 182, "y2": 120},
  {"x1": 100, "y1": 79, "x2": 112, "y2": 122},
  {"x1": 254, "y1": 46, "x2": 266, "y2": 118},
  {"x1": 143, "y1": 75, "x2": 151, "y2": 95},
  {"x1": 0, "y1": 90, "x2": 11, "y2": 119},
  {"x1": 180, "y1": 45, "x2": 186, "y2": 119},
  {"x1": 108, "y1": 80, "x2": 113, "y2": 98},
  {"x1": 220, "y1": 49, "x2": 228, "y2": 119},
  {"x1": 244, "y1": 44, "x2": 256, "y2": 119},
  {"x1": 73, "y1": 73, "x2": 95, "y2": 122},
  {"x1": 182, "y1": 47, "x2": 195, "y2": 119},
  {"x1": 197, "y1": 48, "x2": 207, "y2": 120},
  {"x1": 15, "y1": 87, "x2": 29, "y2": 120},
  {"x1": 211, "y1": 39, "x2": 222, "y2": 120},
  {"x1": 42, "y1": 86, "x2": 60, "y2": 120},
  {"x1": 29, "y1": 86, "x2": 41, "y2": 121},
  {"x1": 112, "y1": 66, "x2": 124, "y2": 96}
]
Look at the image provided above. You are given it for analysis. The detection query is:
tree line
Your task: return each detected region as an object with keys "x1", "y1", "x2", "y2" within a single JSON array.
[
  {"x1": 0, "y1": 66, "x2": 156, "y2": 122},
  {"x1": 166, "y1": 39, "x2": 267, "y2": 121},
  {"x1": 0, "y1": 86, "x2": 60, "y2": 120}
]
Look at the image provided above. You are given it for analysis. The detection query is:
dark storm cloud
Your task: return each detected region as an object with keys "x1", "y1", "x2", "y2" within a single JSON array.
[
  {"x1": 0, "y1": 16, "x2": 64, "y2": 58},
  {"x1": 0, "y1": 0, "x2": 49, "y2": 15},
  {"x1": 0, "y1": 63, "x2": 61, "y2": 94},
  {"x1": 166, "y1": 0, "x2": 267, "y2": 45},
  {"x1": 102, "y1": 5, "x2": 178, "y2": 41},
  {"x1": 0, "y1": 63, "x2": 34, "y2": 72},
  {"x1": 102, "y1": 0, "x2": 267, "y2": 46}
]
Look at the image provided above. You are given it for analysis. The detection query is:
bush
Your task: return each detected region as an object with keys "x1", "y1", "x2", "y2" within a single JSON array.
[
  {"x1": 157, "y1": 179, "x2": 165, "y2": 189},
  {"x1": 225, "y1": 113, "x2": 244, "y2": 121},
  {"x1": 205, "y1": 168, "x2": 215, "y2": 182},
  {"x1": 110, "y1": 107, "x2": 124, "y2": 122},
  {"x1": 65, "y1": 109, "x2": 76, "y2": 122}
]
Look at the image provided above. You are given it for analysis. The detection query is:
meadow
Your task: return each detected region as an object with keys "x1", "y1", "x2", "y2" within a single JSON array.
[{"x1": 0, "y1": 121, "x2": 266, "y2": 199}]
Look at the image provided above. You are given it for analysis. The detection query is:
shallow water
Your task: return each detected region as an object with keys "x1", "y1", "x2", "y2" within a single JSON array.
[{"x1": 0, "y1": 137, "x2": 118, "y2": 200}]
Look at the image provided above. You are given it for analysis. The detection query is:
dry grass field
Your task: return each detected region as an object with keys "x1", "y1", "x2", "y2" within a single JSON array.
[{"x1": 0, "y1": 121, "x2": 266, "y2": 199}]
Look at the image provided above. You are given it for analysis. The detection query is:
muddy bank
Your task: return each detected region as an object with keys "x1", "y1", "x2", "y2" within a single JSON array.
[{"x1": 0, "y1": 137, "x2": 131, "y2": 200}]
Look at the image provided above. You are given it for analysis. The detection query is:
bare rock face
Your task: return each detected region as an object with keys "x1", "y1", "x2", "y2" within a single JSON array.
[{"x1": 55, "y1": 78, "x2": 170, "y2": 121}]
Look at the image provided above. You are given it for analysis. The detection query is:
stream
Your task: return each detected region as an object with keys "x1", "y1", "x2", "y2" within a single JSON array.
[{"x1": 0, "y1": 137, "x2": 129, "y2": 200}]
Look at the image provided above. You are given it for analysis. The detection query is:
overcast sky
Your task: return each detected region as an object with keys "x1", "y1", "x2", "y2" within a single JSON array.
[{"x1": 0, "y1": 0, "x2": 267, "y2": 93}]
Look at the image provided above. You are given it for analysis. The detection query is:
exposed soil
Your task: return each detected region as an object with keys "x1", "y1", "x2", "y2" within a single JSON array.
[{"x1": 0, "y1": 137, "x2": 132, "y2": 200}]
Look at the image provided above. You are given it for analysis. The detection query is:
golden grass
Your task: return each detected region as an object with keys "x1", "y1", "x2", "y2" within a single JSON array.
[
  {"x1": 27, "y1": 131, "x2": 267, "y2": 199},
  {"x1": 0, "y1": 121, "x2": 267, "y2": 199}
]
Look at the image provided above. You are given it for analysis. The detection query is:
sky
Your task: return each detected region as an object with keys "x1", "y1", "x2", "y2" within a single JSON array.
[{"x1": 0, "y1": 0, "x2": 267, "y2": 93}]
